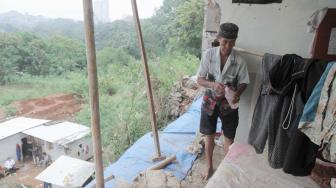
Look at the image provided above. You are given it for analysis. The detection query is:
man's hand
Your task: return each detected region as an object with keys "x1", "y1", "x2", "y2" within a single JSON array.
[
  {"x1": 232, "y1": 94, "x2": 240, "y2": 104},
  {"x1": 212, "y1": 82, "x2": 225, "y2": 92},
  {"x1": 231, "y1": 83, "x2": 247, "y2": 103},
  {"x1": 197, "y1": 77, "x2": 225, "y2": 92}
]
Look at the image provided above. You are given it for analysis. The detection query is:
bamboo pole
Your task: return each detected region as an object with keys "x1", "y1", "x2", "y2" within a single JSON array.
[
  {"x1": 148, "y1": 155, "x2": 176, "y2": 170},
  {"x1": 82, "y1": 0, "x2": 104, "y2": 187},
  {"x1": 234, "y1": 47, "x2": 264, "y2": 57},
  {"x1": 131, "y1": 0, "x2": 163, "y2": 160}
]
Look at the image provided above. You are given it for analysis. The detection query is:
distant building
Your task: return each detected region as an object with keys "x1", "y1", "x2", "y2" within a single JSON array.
[
  {"x1": 36, "y1": 155, "x2": 94, "y2": 188},
  {"x1": 0, "y1": 117, "x2": 93, "y2": 164},
  {"x1": 93, "y1": 0, "x2": 110, "y2": 23}
]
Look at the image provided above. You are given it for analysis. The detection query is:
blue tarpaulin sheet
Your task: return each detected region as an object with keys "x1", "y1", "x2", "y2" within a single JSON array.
[
  {"x1": 86, "y1": 97, "x2": 206, "y2": 187},
  {"x1": 163, "y1": 97, "x2": 202, "y2": 134}
]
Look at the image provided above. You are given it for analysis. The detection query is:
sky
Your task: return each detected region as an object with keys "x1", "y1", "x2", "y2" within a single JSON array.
[{"x1": 0, "y1": 0, "x2": 164, "y2": 21}]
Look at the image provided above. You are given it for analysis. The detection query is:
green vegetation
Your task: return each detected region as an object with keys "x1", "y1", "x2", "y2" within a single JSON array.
[{"x1": 0, "y1": 0, "x2": 203, "y2": 163}]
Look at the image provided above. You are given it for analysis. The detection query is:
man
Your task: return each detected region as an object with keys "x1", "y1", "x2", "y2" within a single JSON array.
[
  {"x1": 41, "y1": 152, "x2": 49, "y2": 167},
  {"x1": 16, "y1": 144, "x2": 21, "y2": 162},
  {"x1": 4, "y1": 158, "x2": 16, "y2": 174},
  {"x1": 197, "y1": 22, "x2": 249, "y2": 179},
  {"x1": 32, "y1": 145, "x2": 38, "y2": 165}
]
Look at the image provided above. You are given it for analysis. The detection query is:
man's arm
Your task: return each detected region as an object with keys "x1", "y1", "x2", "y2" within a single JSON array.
[
  {"x1": 197, "y1": 76, "x2": 225, "y2": 91},
  {"x1": 233, "y1": 83, "x2": 247, "y2": 103},
  {"x1": 236, "y1": 83, "x2": 247, "y2": 97}
]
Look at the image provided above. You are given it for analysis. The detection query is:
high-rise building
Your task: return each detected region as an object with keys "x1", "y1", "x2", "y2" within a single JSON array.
[{"x1": 93, "y1": 0, "x2": 110, "y2": 23}]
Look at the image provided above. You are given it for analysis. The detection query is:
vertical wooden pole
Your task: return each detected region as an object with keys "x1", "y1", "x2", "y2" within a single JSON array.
[
  {"x1": 131, "y1": 0, "x2": 162, "y2": 159},
  {"x1": 82, "y1": 0, "x2": 104, "y2": 187}
]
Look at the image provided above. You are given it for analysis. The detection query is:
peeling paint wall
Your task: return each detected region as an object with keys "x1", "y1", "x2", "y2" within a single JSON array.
[{"x1": 217, "y1": 0, "x2": 336, "y2": 57}]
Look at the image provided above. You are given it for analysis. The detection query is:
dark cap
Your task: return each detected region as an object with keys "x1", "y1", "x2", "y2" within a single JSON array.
[{"x1": 218, "y1": 23, "x2": 239, "y2": 39}]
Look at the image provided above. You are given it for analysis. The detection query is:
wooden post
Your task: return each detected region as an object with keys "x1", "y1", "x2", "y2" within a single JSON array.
[
  {"x1": 82, "y1": 0, "x2": 104, "y2": 187},
  {"x1": 131, "y1": 0, "x2": 164, "y2": 161}
]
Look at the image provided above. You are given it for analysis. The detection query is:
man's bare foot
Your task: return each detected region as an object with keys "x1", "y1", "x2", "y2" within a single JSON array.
[{"x1": 202, "y1": 167, "x2": 214, "y2": 180}]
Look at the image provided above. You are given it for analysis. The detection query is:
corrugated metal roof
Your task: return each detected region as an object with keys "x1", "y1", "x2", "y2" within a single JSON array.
[
  {"x1": 0, "y1": 117, "x2": 50, "y2": 140},
  {"x1": 35, "y1": 155, "x2": 94, "y2": 187},
  {"x1": 23, "y1": 121, "x2": 90, "y2": 145}
]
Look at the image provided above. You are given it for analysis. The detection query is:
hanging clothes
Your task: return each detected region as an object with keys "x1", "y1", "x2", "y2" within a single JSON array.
[
  {"x1": 248, "y1": 53, "x2": 281, "y2": 154},
  {"x1": 249, "y1": 54, "x2": 307, "y2": 168},
  {"x1": 232, "y1": 0, "x2": 282, "y2": 4},
  {"x1": 283, "y1": 60, "x2": 329, "y2": 176},
  {"x1": 299, "y1": 62, "x2": 336, "y2": 163}
]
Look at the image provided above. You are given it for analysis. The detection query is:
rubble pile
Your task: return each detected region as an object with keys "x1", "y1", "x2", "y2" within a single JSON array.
[
  {"x1": 166, "y1": 76, "x2": 201, "y2": 120},
  {"x1": 132, "y1": 170, "x2": 180, "y2": 188}
]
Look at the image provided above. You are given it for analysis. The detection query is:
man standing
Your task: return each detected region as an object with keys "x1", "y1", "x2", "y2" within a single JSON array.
[
  {"x1": 32, "y1": 145, "x2": 38, "y2": 165},
  {"x1": 197, "y1": 22, "x2": 249, "y2": 179},
  {"x1": 16, "y1": 144, "x2": 21, "y2": 162}
]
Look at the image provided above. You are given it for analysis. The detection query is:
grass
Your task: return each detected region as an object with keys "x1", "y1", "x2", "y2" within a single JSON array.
[
  {"x1": 0, "y1": 72, "x2": 87, "y2": 107},
  {"x1": 0, "y1": 53, "x2": 199, "y2": 165}
]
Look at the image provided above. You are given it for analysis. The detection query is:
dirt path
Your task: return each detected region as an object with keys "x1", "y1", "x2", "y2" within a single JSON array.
[
  {"x1": 182, "y1": 145, "x2": 225, "y2": 188},
  {"x1": 0, "y1": 160, "x2": 45, "y2": 188},
  {"x1": 14, "y1": 93, "x2": 82, "y2": 121},
  {"x1": 0, "y1": 109, "x2": 5, "y2": 119}
]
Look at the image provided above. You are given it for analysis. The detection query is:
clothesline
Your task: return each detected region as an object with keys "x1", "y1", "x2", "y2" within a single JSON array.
[{"x1": 234, "y1": 47, "x2": 264, "y2": 57}]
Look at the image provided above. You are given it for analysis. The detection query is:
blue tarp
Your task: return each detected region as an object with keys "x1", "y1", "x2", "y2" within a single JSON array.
[
  {"x1": 86, "y1": 97, "x2": 206, "y2": 187},
  {"x1": 163, "y1": 97, "x2": 202, "y2": 134}
]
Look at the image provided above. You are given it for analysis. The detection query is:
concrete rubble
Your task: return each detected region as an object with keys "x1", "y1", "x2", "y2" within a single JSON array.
[
  {"x1": 132, "y1": 170, "x2": 180, "y2": 188},
  {"x1": 166, "y1": 75, "x2": 201, "y2": 120}
]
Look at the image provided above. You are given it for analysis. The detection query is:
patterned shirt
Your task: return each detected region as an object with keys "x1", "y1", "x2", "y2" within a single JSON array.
[{"x1": 197, "y1": 47, "x2": 250, "y2": 87}]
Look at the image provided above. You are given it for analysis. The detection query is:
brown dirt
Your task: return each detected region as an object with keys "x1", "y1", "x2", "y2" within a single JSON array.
[
  {"x1": 181, "y1": 145, "x2": 225, "y2": 188},
  {"x1": 14, "y1": 93, "x2": 83, "y2": 121},
  {"x1": 0, "y1": 159, "x2": 45, "y2": 188},
  {"x1": 0, "y1": 109, "x2": 5, "y2": 119},
  {"x1": 0, "y1": 93, "x2": 83, "y2": 187}
]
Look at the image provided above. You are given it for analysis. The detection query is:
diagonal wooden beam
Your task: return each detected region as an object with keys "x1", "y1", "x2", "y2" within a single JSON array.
[{"x1": 131, "y1": 0, "x2": 164, "y2": 161}]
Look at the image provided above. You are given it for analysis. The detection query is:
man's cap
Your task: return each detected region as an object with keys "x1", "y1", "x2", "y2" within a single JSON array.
[{"x1": 218, "y1": 23, "x2": 239, "y2": 39}]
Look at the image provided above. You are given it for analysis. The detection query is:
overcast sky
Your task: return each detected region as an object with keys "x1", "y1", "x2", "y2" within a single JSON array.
[{"x1": 0, "y1": 0, "x2": 164, "y2": 21}]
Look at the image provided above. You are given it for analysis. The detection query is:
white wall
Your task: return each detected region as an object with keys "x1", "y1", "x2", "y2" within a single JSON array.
[
  {"x1": 235, "y1": 55, "x2": 262, "y2": 143},
  {"x1": 66, "y1": 136, "x2": 93, "y2": 161},
  {"x1": 42, "y1": 141, "x2": 66, "y2": 161},
  {"x1": 51, "y1": 184, "x2": 62, "y2": 188},
  {"x1": 41, "y1": 136, "x2": 93, "y2": 162},
  {"x1": 217, "y1": 0, "x2": 336, "y2": 57},
  {"x1": 0, "y1": 133, "x2": 25, "y2": 163}
]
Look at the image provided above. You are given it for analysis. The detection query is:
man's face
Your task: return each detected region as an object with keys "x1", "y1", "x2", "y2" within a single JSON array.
[{"x1": 218, "y1": 37, "x2": 236, "y2": 56}]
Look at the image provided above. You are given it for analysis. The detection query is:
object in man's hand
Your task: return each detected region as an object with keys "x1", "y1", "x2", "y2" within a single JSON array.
[{"x1": 225, "y1": 87, "x2": 239, "y2": 109}]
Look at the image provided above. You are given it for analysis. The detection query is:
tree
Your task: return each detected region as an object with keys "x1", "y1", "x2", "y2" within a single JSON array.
[
  {"x1": 168, "y1": 0, "x2": 204, "y2": 57},
  {"x1": 97, "y1": 47, "x2": 132, "y2": 67}
]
